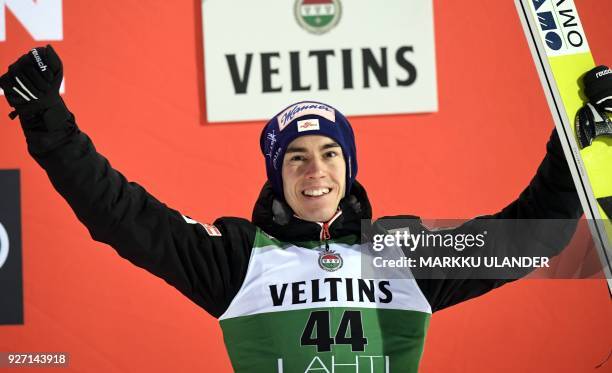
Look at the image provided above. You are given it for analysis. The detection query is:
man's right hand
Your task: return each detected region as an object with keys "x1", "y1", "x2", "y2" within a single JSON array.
[{"x1": 0, "y1": 45, "x2": 63, "y2": 120}]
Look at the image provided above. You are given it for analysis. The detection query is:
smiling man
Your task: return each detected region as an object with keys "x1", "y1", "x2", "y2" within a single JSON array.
[
  {"x1": 263, "y1": 103, "x2": 356, "y2": 228},
  {"x1": 281, "y1": 136, "x2": 345, "y2": 223},
  {"x1": 0, "y1": 46, "x2": 584, "y2": 372}
]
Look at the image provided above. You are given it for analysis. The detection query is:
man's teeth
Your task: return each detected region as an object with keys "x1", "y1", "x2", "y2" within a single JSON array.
[{"x1": 303, "y1": 188, "x2": 330, "y2": 197}]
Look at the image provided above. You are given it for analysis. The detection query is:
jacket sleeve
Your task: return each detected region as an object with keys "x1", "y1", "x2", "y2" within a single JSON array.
[
  {"x1": 19, "y1": 102, "x2": 255, "y2": 318},
  {"x1": 411, "y1": 129, "x2": 583, "y2": 312}
]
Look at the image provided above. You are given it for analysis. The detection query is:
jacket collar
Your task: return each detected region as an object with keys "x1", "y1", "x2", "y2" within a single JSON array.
[{"x1": 251, "y1": 181, "x2": 372, "y2": 243}]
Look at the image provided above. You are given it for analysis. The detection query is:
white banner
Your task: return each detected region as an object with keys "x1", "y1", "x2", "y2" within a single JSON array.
[
  {"x1": 202, "y1": 0, "x2": 437, "y2": 122},
  {"x1": 0, "y1": 0, "x2": 63, "y2": 41}
]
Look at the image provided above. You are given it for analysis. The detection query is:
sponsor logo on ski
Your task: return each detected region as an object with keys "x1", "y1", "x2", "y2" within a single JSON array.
[
  {"x1": 297, "y1": 119, "x2": 320, "y2": 132},
  {"x1": 294, "y1": 0, "x2": 342, "y2": 35},
  {"x1": 531, "y1": 0, "x2": 588, "y2": 55}
]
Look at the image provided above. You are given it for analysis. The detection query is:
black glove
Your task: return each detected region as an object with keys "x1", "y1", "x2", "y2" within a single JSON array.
[
  {"x1": 583, "y1": 65, "x2": 612, "y2": 112},
  {"x1": 0, "y1": 44, "x2": 63, "y2": 120},
  {"x1": 576, "y1": 65, "x2": 612, "y2": 148},
  {"x1": 575, "y1": 103, "x2": 612, "y2": 148}
]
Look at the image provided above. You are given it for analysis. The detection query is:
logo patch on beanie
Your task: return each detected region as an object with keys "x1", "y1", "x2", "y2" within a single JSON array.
[
  {"x1": 264, "y1": 130, "x2": 277, "y2": 157},
  {"x1": 297, "y1": 119, "x2": 320, "y2": 132},
  {"x1": 277, "y1": 102, "x2": 335, "y2": 131}
]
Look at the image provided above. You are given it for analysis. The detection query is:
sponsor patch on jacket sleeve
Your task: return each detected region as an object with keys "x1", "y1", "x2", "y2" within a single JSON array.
[
  {"x1": 182, "y1": 215, "x2": 222, "y2": 236},
  {"x1": 202, "y1": 224, "x2": 222, "y2": 237}
]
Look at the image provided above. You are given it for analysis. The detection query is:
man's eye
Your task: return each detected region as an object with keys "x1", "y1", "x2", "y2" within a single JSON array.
[
  {"x1": 324, "y1": 151, "x2": 338, "y2": 158},
  {"x1": 290, "y1": 155, "x2": 305, "y2": 161}
]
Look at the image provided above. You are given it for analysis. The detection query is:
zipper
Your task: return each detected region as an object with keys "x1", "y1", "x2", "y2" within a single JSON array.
[
  {"x1": 321, "y1": 222, "x2": 331, "y2": 251},
  {"x1": 318, "y1": 210, "x2": 342, "y2": 252}
]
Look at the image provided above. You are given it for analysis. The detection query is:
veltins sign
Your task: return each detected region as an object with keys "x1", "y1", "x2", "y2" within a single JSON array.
[
  {"x1": 202, "y1": 0, "x2": 437, "y2": 122},
  {"x1": 0, "y1": 170, "x2": 23, "y2": 325}
]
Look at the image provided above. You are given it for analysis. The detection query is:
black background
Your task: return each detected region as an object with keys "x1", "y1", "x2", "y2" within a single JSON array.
[{"x1": 0, "y1": 169, "x2": 23, "y2": 325}]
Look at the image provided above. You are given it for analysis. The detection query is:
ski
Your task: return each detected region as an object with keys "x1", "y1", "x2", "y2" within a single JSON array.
[{"x1": 514, "y1": 0, "x2": 612, "y2": 293}]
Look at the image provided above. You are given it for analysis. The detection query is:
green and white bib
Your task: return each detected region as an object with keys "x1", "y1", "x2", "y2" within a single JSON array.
[{"x1": 219, "y1": 229, "x2": 432, "y2": 373}]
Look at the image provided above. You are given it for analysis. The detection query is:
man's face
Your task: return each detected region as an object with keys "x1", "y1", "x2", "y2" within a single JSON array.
[{"x1": 282, "y1": 135, "x2": 346, "y2": 223}]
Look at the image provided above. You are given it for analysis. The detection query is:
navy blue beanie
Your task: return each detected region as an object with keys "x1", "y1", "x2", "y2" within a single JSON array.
[{"x1": 260, "y1": 101, "x2": 358, "y2": 200}]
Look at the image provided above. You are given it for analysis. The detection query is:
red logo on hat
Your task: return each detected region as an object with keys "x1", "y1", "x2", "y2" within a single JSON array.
[{"x1": 297, "y1": 119, "x2": 320, "y2": 132}]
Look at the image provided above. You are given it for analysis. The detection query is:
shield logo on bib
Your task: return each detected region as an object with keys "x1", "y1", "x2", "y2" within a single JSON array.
[{"x1": 318, "y1": 250, "x2": 343, "y2": 272}]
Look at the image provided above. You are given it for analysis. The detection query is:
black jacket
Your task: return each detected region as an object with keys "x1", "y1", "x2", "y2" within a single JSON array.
[{"x1": 21, "y1": 101, "x2": 583, "y2": 317}]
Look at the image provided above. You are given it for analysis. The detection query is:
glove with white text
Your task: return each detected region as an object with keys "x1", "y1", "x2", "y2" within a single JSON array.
[
  {"x1": 576, "y1": 65, "x2": 612, "y2": 148},
  {"x1": 0, "y1": 44, "x2": 63, "y2": 120}
]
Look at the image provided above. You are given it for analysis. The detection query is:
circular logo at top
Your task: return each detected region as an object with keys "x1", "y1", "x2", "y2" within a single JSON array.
[
  {"x1": 295, "y1": 0, "x2": 342, "y2": 35},
  {"x1": 0, "y1": 222, "x2": 9, "y2": 269},
  {"x1": 318, "y1": 250, "x2": 343, "y2": 272},
  {"x1": 544, "y1": 31, "x2": 562, "y2": 51}
]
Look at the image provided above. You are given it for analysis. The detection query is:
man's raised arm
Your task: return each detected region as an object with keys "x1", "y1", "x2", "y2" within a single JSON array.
[
  {"x1": 0, "y1": 46, "x2": 254, "y2": 318},
  {"x1": 392, "y1": 129, "x2": 585, "y2": 312}
]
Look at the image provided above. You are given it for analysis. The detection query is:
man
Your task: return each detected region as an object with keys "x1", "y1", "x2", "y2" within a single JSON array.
[{"x1": 0, "y1": 46, "x2": 582, "y2": 372}]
